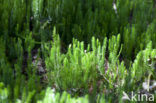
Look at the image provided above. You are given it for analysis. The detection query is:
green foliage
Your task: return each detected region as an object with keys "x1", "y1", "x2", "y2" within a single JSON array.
[
  {"x1": 0, "y1": 0, "x2": 156, "y2": 103},
  {"x1": 131, "y1": 42, "x2": 156, "y2": 83},
  {"x1": 0, "y1": 83, "x2": 8, "y2": 103},
  {"x1": 37, "y1": 87, "x2": 89, "y2": 103},
  {"x1": 46, "y1": 28, "x2": 105, "y2": 91},
  {"x1": 45, "y1": 29, "x2": 129, "y2": 97}
]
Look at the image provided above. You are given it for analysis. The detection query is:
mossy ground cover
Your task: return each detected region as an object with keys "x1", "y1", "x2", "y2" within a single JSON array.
[{"x1": 0, "y1": 0, "x2": 156, "y2": 103}]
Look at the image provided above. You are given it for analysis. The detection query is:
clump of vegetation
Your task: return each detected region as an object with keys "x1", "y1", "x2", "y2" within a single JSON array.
[{"x1": 0, "y1": 0, "x2": 156, "y2": 102}]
